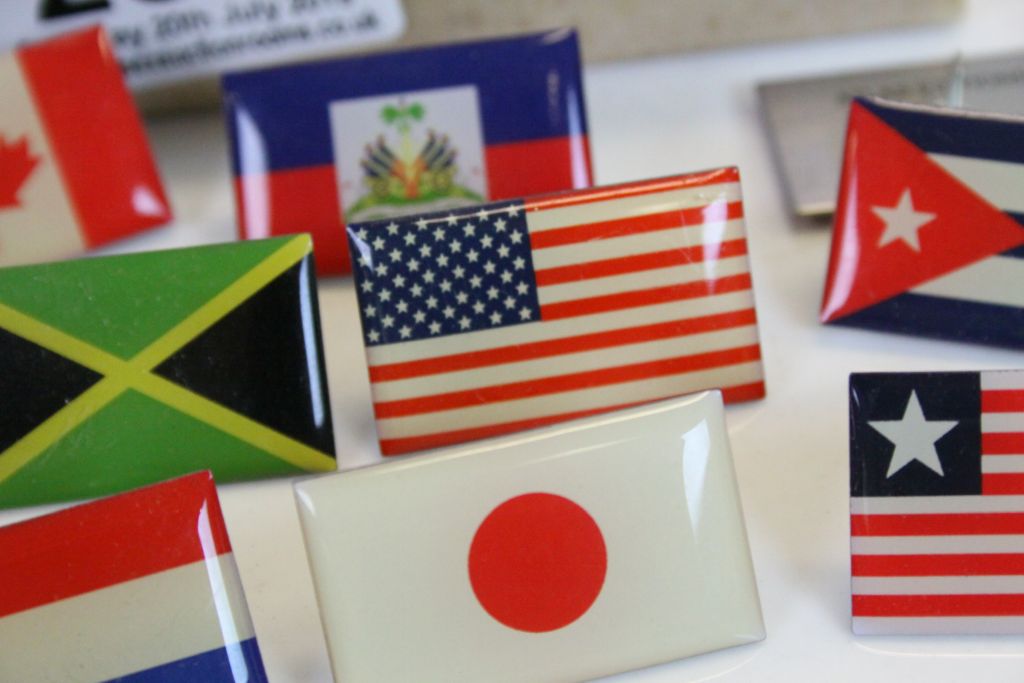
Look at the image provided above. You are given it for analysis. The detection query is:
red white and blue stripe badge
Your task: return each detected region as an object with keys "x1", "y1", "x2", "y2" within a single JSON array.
[
  {"x1": 850, "y1": 371, "x2": 1024, "y2": 635},
  {"x1": 0, "y1": 472, "x2": 267, "y2": 682},
  {"x1": 0, "y1": 27, "x2": 171, "y2": 267},
  {"x1": 349, "y1": 169, "x2": 765, "y2": 455},
  {"x1": 223, "y1": 30, "x2": 592, "y2": 275},
  {"x1": 822, "y1": 97, "x2": 1024, "y2": 347}
]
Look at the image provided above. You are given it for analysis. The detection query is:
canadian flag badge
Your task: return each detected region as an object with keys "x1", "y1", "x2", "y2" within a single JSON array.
[{"x1": 0, "y1": 135, "x2": 39, "y2": 210}]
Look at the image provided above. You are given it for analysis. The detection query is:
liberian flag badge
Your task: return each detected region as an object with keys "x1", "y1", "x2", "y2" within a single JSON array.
[
  {"x1": 348, "y1": 169, "x2": 765, "y2": 455},
  {"x1": 0, "y1": 27, "x2": 171, "y2": 267},
  {"x1": 295, "y1": 393, "x2": 765, "y2": 682},
  {"x1": 822, "y1": 97, "x2": 1024, "y2": 347},
  {"x1": 0, "y1": 236, "x2": 336, "y2": 509},
  {"x1": 850, "y1": 371, "x2": 1024, "y2": 635},
  {"x1": 223, "y1": 29, "x2": 592, "y2": 275},
  {"x1": 0, "y1": 472, "x2": 268, "y2": 681}
]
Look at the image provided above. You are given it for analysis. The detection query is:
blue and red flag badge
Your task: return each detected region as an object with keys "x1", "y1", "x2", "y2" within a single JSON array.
[
  {"x1": 821, "y1": 97, "x2": 1024, "y2": 347},
  {"x1": 0, "y1": 472, "x2": 269, "y2": 681},
  {"x1": 223, "y1": 30, "x2": 592, "y2": 276},
  {"x1": 0, "y1": 27, "x2": 171, "y2": 267},
  {"x1": 348, "y1": 169, "x2": 765, "y2": 456},
  {"x1": 849, "y1": 371, "x2": 1024, "y2": 635}
]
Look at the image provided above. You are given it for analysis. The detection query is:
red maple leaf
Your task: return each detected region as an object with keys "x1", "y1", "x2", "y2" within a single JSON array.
[{"x1": 0, "y1": 134, "x2": 41, "y2": 210}]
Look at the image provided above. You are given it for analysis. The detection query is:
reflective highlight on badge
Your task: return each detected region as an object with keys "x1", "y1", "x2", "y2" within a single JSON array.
[
  {"x1": 223, "y1": 30, "x2": 592, "y2": 274},
  {"x1": 295, "y1": 393, "x2": 764, "y2": 682},
  {"x1": 0, "y1": 236, "x2": 335, "y2": 509},
  {"x1": 822, "y1": 97, "x2": 1024, "y2": 348},
  {"x1": 348, "y1": 169, "x2": 766, "y2": 456},
  {"x1": 0, "y1": 472, "x2": 269, "y2": 681},
  {"x1": 849, "y1": 371, "x2": 1024, "y2": 635}
]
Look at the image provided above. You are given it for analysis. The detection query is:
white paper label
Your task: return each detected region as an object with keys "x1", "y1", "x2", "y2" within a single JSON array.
[{"x1": 0, "y1": 0, "x2": 407, "y2": 90}]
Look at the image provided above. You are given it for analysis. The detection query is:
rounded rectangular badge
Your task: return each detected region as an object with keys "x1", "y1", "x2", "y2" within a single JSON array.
[
  {"x1": 347, "y1": 168, "x2": 766, "y2": 455},
  {"x1": 295, "y1": 393, "x2": 765, "y2": 682},
  {"x1": 0, "y1": 472, "x2": 268, "y2": 681},
  {"x1": 0, "y1": 236, "x2": 336, "y2": 509},
  {"x1": 822, "y1": 97, "x2": 1024, "y2": 348},
  {"x1": 222, "y1": 29, "x2": 592, "y2": 274},
  {"x1": 0, "y1": 27, "x2": 171, "y2": 267}
]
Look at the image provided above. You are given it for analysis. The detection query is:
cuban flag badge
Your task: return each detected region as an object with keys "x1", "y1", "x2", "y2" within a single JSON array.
[
  {"x1": 223, "y1": 30, "x2": 592, "y2": 275},
  {"x1": 821, "y1": 97, "x2": 1024, "y2": 347}
]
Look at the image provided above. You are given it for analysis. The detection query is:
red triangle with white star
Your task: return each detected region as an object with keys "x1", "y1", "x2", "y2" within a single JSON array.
[{"x1": 821, "y1": 101, "x2": 1024, "y2": 322}]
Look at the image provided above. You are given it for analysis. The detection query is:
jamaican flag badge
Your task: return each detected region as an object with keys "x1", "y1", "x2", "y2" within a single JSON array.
[{"x1": 0, "y1": 235, "x2": 336, "y2": 508}]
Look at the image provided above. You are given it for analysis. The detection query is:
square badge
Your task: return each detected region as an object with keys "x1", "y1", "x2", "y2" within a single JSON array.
[
  {"x1": 850, "y1": 371, "x2": 1024, "y2": 635},
  {"x1": 223, "y1": 30, "x2": 592, "y2": 274}
]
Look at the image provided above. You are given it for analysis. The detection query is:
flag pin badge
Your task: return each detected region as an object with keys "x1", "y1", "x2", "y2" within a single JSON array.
[
  {"x1": 850, "y1": 371, "x2": 1024, "y2": 635},
  {"x1": 0, "y1": 471, "x2": 268, "y2": 681},
  {"x1": 223, "y1": 29, "x2": 592, "y2": 275},
  {"x1": 0, "y1": 27, "x2": 171, "y2": 268},
  {"x1": 0, "y1": 235, "x2": 336, "y2": 509},
  {"x1": 295, "y1": 392, "x2": 765, "y2": 682},
  {"x1": 349, "y1": 168, "x2": 766, "y2": 456},
  {"x1": 822, "y1": 97, "x2": 1024, "y2": 347}
]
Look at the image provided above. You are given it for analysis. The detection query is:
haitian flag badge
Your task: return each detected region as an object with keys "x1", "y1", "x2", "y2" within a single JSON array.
[
  {"x1": 0, "y1": 235, "x2": 336, "y2": 509},
  {"x1": 850, "y1": 371, "x2": 1024, "y2": 635},
  {"x1": 821, "y1": 97, "x2": 1024, "y2": 347},
  {"x1": 0, "y1": 472, "x2": 269, "y2": 681},
  {"x1": 0, "y1": 27, "x2": 171, "y2": 267},
  {"x1": 295, "y1": 393, "x2": 764, "y2": 682},
  {"x1": 222, "y1": 29, "x2": 592, "y2": 275},
  {"x1": 348, "y1": 169, "x2": 765, "y2": 456}
]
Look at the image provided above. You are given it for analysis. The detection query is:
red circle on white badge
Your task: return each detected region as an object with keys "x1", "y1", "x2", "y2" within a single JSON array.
[{"x1": 468, "y1": 492, "x2": 607, "y2": 632}]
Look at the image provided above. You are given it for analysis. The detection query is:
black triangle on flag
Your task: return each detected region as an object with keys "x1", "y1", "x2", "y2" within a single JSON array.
[
  {"x1": 154, "y1": 256, "x2": 336, "y2": 457},
  {"x1": 0, "y1": 327, "x2": 103, "y2": 452}
]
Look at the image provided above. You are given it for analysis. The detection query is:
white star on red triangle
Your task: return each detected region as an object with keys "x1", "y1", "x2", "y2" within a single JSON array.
[{"x1": 872, "y1": 188, "x2": 936, "y2": 252}]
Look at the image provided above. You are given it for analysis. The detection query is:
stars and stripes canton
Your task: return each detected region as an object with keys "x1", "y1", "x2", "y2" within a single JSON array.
[
  {"x1": 351, "y1": 202, "x2": 541, "y2": 346},
  {"x1": 349, "y1": 168, "x2": 765, "y2": 456},
  {"x1": 849, "y1": 371, "x2": 1024, "y2": 635}
]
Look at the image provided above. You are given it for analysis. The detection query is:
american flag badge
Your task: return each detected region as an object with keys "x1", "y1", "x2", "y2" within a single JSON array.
[
  {"x1": 0, "y1": 472, "x2": 268, "y2": 681},
  {"x1": 223, "y1": 30, "x2": 591, "y2": 275},
  {"x1": 348, "y1": 168, "x2": 766, "y2": 456},
  {"x1": 822, "y1": 97, "x2": 1024, "y2": 347},
  {"x1": 0, "y1": 27, "x2": 171, "y2": 267},
  {"x1": 850, "y1": 371, "x2": 1024, "y2": 635}
]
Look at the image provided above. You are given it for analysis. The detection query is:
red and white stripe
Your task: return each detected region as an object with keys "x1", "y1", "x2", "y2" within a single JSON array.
[
  {"x1": 368, "y1": 169, "x2": 764, "y2": 455},
  {"x1": 0, "y1": 473, "x2": 259, "y2": 681},
  {"x1": 982, "y1": 370, "x2": 1024, "y2": 495},
  {"x1": 850, "y1": 494, "x2": 1024, "y2": 634}
]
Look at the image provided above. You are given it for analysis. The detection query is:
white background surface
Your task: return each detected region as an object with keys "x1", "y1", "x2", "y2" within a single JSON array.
[{"x1": 3, "y1": 1, "x2": 1024, "y2": 680}]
